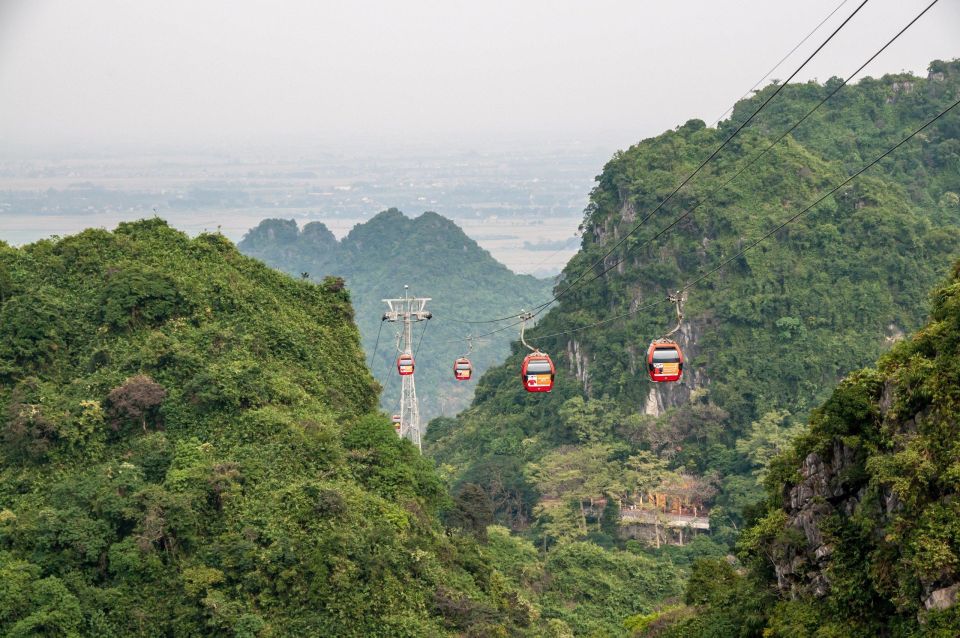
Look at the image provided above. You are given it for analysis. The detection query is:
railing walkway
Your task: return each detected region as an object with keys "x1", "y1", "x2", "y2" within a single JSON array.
[
  {"x1": 620, "y1": 508, "x2": 710, "y2": 530},
  {"x1": 538, "y1": 498, "x2": 712, "y2": 531}
]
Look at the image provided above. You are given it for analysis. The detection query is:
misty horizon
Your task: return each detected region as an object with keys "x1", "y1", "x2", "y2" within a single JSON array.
[
  {"x1": 2, "y1": 0, "x2": 957, "y2": 154},
  {"x1": 1, "y1": 0, "x2": 957, "y2": 275}
]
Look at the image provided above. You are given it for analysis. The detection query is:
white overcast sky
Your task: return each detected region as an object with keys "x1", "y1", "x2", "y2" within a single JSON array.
[{"x1": 0, "y1": 0, "x2": 957, "y2": 154}]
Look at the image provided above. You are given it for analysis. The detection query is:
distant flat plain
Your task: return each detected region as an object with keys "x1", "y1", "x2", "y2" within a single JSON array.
[{"x1": 0, "y1": 146, "x2": 606, "y2": 276}]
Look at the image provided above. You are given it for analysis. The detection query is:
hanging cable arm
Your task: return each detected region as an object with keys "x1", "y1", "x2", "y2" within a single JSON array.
[
  {"x1": 661, "y1": 292, "x2": 685, "y2": 339},
  {"x1": 519, "y1": 310, "x2": 538, "y2": 353}
]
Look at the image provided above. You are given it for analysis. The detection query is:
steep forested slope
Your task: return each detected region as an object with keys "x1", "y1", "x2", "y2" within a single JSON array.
[
  {"x1": 427, "y1": 60, "x2": 960, "y2": 544},
  {"x1": 0, "y1": 220, "x2": 557, "y2": 637},
  {"x1": 651, "y1": 259, "x2": 960, "y2": 637},
  {"x1": 239, "y1": 209, "x2": 551, "y2": 419}
]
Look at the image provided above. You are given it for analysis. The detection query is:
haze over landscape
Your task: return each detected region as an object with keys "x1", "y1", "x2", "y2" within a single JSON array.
[
  {"x1": 1, "y1": 1, "x2": 959, "y2": 636},
  {"x1": 1, "y1": 0, "x2": 957, "y2": 272},
  {"x1": 1, "y1": 0, "x2": 956, "y2": 150}
]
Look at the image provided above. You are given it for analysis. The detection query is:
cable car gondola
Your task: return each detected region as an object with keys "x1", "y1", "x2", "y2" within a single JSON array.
[
  {"x1": 516, "y1": 311, "x2": 555, "y2": 392},
  {"x1": 647, "y1": 291, "x2": 686, "y2": 383},
  {"x1": 647, "y1": 340, "x2": 683, "y2": 383},
  {"x1": 521, "y1": 352, "x2": 555, "y2": 392},
  {"x1": 453, "y1": 357, "x2": 473, "y2": 381},
  {"x1": 397, "y1": 353, "x2": 414, "y2": 376}
]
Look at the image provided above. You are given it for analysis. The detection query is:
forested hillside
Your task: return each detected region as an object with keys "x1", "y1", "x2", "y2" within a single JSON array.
[
  {"x1": 0, "y1": 220, "x2": 585, "y2": 637},
  {"x1": 239, "y1": 209, "x2": 551, "y2": 419},
  {"x1": 3, "y1": 60, "x2": 958, "y2": 638},
  {"x1": 426, "y1": 59, "x2": 960, "y2": 570},
  {"x1": 650, "y1": 259, "x2": 960, "y2": 636}
]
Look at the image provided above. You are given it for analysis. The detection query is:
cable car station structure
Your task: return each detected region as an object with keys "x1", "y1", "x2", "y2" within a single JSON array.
[{"x1": 382, "y1": 286, "x2": 431, "y2": 452}]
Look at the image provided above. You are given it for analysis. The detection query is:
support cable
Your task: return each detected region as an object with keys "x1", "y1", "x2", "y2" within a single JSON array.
[
  {"x1": 527, "y1": 0, "x2": 940, "y2": 312},
  {"x1": 709, "y1": 0, "x2": 852, "y2": 127},
  {"x1": 447, "y1": 0, "x2": 871, "y2": 327},
  {"x1": 414, "y1": 319, "x2": 429, "y2": 358},
  {"x1": 368, "y1": 318, "x2": 385, "y2": 368},
  {"x1": 660, "y1": 292, "x2": 685, "y2": 340},
  {"x1": 519, "y1": 311, "x2": 538, "y2": 352},
  {"x1": 521, "y1": 96, "x2": 960, "y2": 345}
]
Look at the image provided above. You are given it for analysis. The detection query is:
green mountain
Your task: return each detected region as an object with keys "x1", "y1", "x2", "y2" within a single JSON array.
[
  {"x1": 0, "y1": 220, "x2": 561, "y2": 637},
  {"x1": 426, "y1": 59, "x2": 960, "y2": 582},
  {"x1": 3, "y1": 58, "x2": 958, "y2": 638},
  {"x1": 238, "y1": 209, "x2": 552, "y2": 420},
  {"x1": 651, "y1": 259, "x2": 960, "y2": 637}
]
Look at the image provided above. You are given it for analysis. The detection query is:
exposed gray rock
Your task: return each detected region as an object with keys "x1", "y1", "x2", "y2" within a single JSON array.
[
  {"x1": 778, "y1": 440, "x2": 866, "y2": 598},
  {"x1": 924, "y1": 583, "x2": 959, "y2": 611},
  {"x1": 566, "y1": 339, "x2": 592, "y2": 397},
  {"x1": 645, "y1": 316, "x2": 709, "y2": 415},
  {"x1": 883, "y1": 488, "x2": 903, "y2": 517},
  {"x1": 879, "y1": 380, "x2": 896, "y2": 417}
]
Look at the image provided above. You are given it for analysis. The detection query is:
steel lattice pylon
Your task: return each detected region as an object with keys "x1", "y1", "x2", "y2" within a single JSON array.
[{"x1": 382, "y1": 286, "x2": 431, "y2": 452}]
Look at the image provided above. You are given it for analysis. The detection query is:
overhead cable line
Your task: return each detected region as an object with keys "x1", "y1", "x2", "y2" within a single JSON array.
[
  {"x1": 524, "y1": 96, "x2": 960, "y2": 345},
  {"x1": 440, "y1": 315, "x2": 529, "y2": 344},
  {"x1": 524, "y1": 0, "x2": 940, "y2": 308},
  {"x1": 532, "y1": 297, "x2": 670, "y2": 342},
  {"x1": 679, "y1": 96, "x2": 960, "y2": 293},
  {"x1": 449, "y1": 0, "x2": 871, "y2": 328},
  {"x1": 709, "y1": 0, "x2": 852, "y2": 127},
  {"x1": 528, "y1": 0, "x2": 870, "y2": 315},
  {"x1": 414, "y1": 319, "x2": 429, "y2": 358},
  {"x1": 368, "y1": 318, "x2": 385, "y2": 367}
]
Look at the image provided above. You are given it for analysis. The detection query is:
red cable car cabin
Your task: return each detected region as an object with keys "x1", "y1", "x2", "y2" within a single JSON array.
[
  {"x1": 453, "y1": 357, "x2": 473, "y2": 381},
  {"x1": 397, "y1": 353, "x2": 415, "y2": 376},
  {"x1": 521, "y1": 352, "x2": 555, "y2": 392},
  {"x1": 647, "y1": 341, "x2": 683, "y2": 382}
]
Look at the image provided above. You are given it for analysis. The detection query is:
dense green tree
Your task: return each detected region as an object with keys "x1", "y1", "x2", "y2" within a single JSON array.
[
  {"x1": 427, "y1": 59, "x2": 960, "y2": 635},
  {"x1": 428, "y1": 59, "x2": 960, "y2": 540},
  {"x1": 0, "y1": 221, "x2": 550, "y2": 637},
  {"x1": 734, "y1": 410, "x2": 803, "y2": 484},
  {"x1": 654, "y1": 259, "x2": 960, "y2": 636},
  {"x1": 446, "y1": 483, "x2": 495, "y2": 541}
]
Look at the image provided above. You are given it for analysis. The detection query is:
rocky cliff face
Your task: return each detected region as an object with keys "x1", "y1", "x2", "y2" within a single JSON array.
[
  {"x1": 565, "y1": 312, "x2": 710, "y2": 417},
  {"x1": 762, "y1": 262, "x2": 960, "y2": 625},
  {"x1": 774, "y1": 381, "x2": 960, "y2": 614},
  {"x1": 775, "y1": 439, "x2": 865, "y2": 598},
  {"x1": 566, "y1": 338, "x2": 592, "y2": 397}
]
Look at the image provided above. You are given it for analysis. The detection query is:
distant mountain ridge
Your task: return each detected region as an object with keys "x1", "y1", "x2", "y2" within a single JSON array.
[{"x1": 239, "y1": 209, "x2": 552, "y2": 419}]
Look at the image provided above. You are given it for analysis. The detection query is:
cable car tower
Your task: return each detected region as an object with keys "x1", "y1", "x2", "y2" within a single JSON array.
[{"x1": 382, "y1": 285, "x2": 431, "y2": 452}]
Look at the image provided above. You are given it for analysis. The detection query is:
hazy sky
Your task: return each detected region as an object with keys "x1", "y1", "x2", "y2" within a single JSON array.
[{"x1": 1, "y1": 0, "x2": 957, "y2": 153}]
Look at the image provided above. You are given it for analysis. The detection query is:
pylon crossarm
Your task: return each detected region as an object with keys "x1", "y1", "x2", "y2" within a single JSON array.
[{"x1": 382, "y1": 285, "x2": 429, "y2": 453}]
